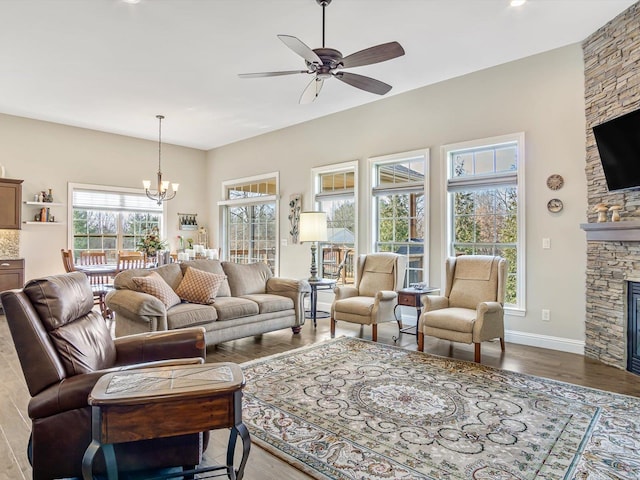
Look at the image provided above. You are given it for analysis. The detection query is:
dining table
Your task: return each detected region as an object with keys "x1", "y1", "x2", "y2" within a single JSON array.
[{"x1": 74, "y1": 263, "x2": 119, "y2": 278}]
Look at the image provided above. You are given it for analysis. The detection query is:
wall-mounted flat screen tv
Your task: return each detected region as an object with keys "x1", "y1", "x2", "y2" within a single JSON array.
[{"x1": 593, "y1": 108, "x2": 640, "y2": 192}]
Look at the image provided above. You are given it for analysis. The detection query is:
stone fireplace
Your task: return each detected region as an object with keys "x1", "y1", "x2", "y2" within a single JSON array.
[{"x1": 582, "y1": 3, "x2": 640, "y2": 370}]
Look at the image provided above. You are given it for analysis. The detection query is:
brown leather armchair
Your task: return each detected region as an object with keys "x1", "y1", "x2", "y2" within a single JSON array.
[{"x1": 1, "y1": 271, "x2": 208, "y2": 480}]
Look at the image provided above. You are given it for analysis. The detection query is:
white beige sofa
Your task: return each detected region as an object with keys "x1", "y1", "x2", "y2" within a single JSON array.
[{"x1": 106, "y1": 259, "x2": 310, "y2": 347}]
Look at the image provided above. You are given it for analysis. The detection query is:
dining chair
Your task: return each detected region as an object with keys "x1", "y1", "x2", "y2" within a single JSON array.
[
  {"x1": 79, "y1": 250, "x2": 107, "y2": 265},
  {"x1": 117, "y1": 252, "x2": 148, "y2": 272},
  {"x1": 79, "y1": 251, "x2": 112, "y2": 286},
  {"x1": 61, "y1": 249, "x2": 113, "y2": 319}
]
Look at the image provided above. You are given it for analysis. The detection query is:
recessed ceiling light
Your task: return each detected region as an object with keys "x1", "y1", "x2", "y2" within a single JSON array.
[
  {"x1": 122, "y1": 0, "x2": 141, "y2": 4},
  {"x1": 510, "y1": 0, "x2": 526, "y2": 6}
]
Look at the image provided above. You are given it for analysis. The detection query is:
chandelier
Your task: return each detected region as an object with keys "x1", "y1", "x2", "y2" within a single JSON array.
[{"x1": 143, "y1": 114, "x2": 179, "y2": 205}]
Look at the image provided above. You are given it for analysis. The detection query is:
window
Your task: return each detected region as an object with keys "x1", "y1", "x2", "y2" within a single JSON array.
[
  {"x1": 70, "y1": 184, "x2": 164, "y2": 262},
  {"x1": 312, "y1": 162, "x2": 357, "y2": 284},
  {"x1": 370, "y1": 150, "x2": 429, "y2": 287},
  {"x1": 220, "y1": 173, "x2": 278, "y2": 273},
  {"x1": 443, "y1": 133, "x2": 525, "y2": 312}
]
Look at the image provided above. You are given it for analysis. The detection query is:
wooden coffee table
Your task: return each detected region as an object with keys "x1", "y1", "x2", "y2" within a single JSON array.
[{"x1": 81, "y1": 362, "x2": 250, "y2": 480}]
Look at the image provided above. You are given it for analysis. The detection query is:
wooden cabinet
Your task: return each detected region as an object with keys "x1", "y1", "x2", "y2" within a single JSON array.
[
  {"x1": 0, "y1": 259, "x2": 25, "y2": 310},
  {"x1": 0, "y1": 179, "x2": 23, "y2": 229}
]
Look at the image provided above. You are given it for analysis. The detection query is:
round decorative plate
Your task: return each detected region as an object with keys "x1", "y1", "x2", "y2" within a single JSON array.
[
  {"x1": 547, "y1": 198, "x2": 563, "y2": 213},
  {"x1": 546, "y1": 174, "x2": 564, "y2": 190}
]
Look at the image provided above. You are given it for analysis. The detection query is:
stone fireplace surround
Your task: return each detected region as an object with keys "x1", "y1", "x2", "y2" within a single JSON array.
[{"x1": 583, "y1": 2, "x2": 640, "y2": 370}]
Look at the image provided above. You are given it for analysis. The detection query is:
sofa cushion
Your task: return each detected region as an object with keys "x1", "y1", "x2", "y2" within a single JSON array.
[
  {"x1": 212, "y1": 296, "x2": 259, "y2": 321},
  {"x1": 167, "y1": 302, "x2": 218, "y2": 329},
  {"x1": 222, "y1": 261, "x2": 273, "y2": 296},
  {"x1": 241, "y1": 294, "x2": 294, "y2": 314},
  {"x1": 132, "y1": 271, "x2": 181, "y2": 309},
  {"x1": 175, "y1": 267, "x2": 226, "y2": 305},
  {"x1": 180, "y1": 259, "x2": 231, "y2": 297},
  {"x1": 115, "y1": 263, "x2": 183, "y2": 291}
]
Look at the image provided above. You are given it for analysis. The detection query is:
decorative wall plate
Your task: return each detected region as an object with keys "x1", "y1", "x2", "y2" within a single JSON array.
[
  {"x1": 546, "y1": 174, "x2": 564, "y2": 190},
  {"x1": 547, "y1": 198, "x2": 563, "y2": 213}
]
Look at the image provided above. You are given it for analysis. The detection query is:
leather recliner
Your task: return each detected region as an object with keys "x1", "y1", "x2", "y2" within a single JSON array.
[{"x1": 1, "y1": 271, "x2": 208, "y2": 480}]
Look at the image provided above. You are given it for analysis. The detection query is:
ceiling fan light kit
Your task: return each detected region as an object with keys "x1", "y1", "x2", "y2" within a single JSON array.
[{"x1": 239, "y1": 0, "x2": 405, "y2": 104}]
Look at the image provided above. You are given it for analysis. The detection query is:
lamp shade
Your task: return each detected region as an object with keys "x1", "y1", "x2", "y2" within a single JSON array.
[{"x1": 299, "y1": 211, "x2": 328, "y2": 242}]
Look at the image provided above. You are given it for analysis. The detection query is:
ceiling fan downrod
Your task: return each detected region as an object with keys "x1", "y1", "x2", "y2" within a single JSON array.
[{"x1": 317, "y1": 0, "x2": 332, "y2": 48}]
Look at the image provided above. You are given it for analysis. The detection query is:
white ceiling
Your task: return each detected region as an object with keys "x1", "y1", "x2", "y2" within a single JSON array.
[{"x1": 0, "y1": 0, "x2": 635, "y2": 150}]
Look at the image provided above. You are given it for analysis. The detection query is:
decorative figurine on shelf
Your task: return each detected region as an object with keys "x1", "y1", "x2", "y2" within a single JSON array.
[
  {"x1": 609, "y1": 205, "x2": 622, "y2": 222},
  {"x1": 45, "y1": 189, "x2": 53, "y2": 203},
  {"x1": 594, "y1": 203, "x2": 609, "y2": 223}
]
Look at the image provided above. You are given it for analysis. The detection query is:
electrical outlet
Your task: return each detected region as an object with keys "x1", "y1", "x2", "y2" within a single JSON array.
[
  {"x1": 542, "y1": 309, "x2": 550, "y2": 322},
  {"x1": 542, "y1": 238, "x2": 551, "y2": 249},
  {"x1": 281, "y1": 238, "x2": 288, "y2": 246}
]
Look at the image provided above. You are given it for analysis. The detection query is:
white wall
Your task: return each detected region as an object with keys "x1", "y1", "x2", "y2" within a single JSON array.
[
  {"x1": 0, "y1": 114, "x2": 207, "y2": 281},
  {"x1": 207, "y1": 44, "x2": 588, "y2": 352}
]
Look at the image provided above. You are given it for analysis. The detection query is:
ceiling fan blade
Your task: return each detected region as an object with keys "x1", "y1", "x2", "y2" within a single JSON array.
[
  {"x1": 299, "y1": 77, "x2": 324, "y2": 104},
  {"x1": 278, "y1": 35, "x2": 323, "y2": 65},
  {"x1": 333, "y1": 72, "x2": 392, "y2": 95},
  {"x1": 341, "y1": 41, "x2": 405, "y2": 69},
  {"x1": 238, "y1": 70, "x2": 308, "y2": 78}
]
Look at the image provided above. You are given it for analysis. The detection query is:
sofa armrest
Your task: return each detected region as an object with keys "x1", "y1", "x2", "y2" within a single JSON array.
[
  {"x1": 266, "y1": 277, "x2": 310, "y2": 293},
  {"x1": 266, "y1": 277, "x2": 311, "y2": 326},
  {"x1": 114, "y1": 327, "x2": 207, "y2": 365},
  {"x1": 106, "y1": 289, "x2": 168, "y2": 331}
]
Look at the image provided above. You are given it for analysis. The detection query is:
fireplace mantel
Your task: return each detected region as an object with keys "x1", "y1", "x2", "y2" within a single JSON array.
[{"x1": 580, "y1": 220, "x2": 640, "y2": 241}]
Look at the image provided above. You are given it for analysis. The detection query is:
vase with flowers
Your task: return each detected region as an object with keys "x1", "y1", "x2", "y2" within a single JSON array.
[{"x1": 137, "y1": 227, "x2": 167, "y2": 260}]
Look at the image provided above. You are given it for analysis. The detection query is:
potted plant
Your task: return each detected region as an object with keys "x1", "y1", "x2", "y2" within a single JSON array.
[{"x1": 137, "y1": 227, "x2": 167, "y2": 259}]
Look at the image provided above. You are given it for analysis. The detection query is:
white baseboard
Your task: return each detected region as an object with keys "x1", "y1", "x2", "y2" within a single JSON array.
[
  {"x1": 504, "y1": 329, "x2": 585, "y2": 355},
  {"x1": 317, "y1": 302, "x2": 585, "y2": 356}
]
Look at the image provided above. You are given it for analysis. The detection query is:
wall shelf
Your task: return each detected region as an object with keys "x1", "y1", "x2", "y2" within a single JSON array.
[
  {"x1": 23, "y1": 221, "x2": 66, "y2": 226},
  {"x1": 24, "y1": 201, "x2": 64, "y2": 207}
]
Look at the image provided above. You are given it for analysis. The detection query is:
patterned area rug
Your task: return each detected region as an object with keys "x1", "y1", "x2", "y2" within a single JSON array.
[{"x1": 241, "y1": 337, "x2": 640, "y2": 479}]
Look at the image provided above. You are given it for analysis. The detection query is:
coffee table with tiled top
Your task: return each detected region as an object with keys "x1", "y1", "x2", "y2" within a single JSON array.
[{"x1": 81, "y1": 362, "x2": 250, "y2": 480}]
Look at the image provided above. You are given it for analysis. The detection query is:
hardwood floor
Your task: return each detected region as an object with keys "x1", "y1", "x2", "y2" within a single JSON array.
[{"x1": 2, "y1": 313, "x2": 640, "y2": 479}]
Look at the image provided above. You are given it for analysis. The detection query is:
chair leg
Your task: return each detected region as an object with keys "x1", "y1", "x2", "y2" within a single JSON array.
[
  {"x1": 474, "y1": 343, "x2": 481, "y2": 363},
  {"x1": 417, "y1": 332, "x2": 424, "y2": 351},
  {"x1": 500, "y1": 337, "x2": 505, "y2": 352},
  {"x1": 371, "y1": 325, "x2": 377, "y2": 342},
  {"x1": 330, "y1": 318, "x2": 336, "y2": 338}
]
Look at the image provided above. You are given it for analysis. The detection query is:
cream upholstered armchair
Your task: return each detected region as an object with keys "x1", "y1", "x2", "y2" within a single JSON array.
[
  {"x1": 331, "y1": 252, "x2": 406, "y2": 341},
  {"x1": 417, "y1": 255, "x2": 507, "y2": 362}
]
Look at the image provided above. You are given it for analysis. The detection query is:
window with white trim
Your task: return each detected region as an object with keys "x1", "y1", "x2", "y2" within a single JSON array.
[
  {"x1": 220, "y1": 173, "x2": 278, "y2": 273},
  {"x1": 70, "y1": 184, "x2": 164, "y2": 263},
  {"x1": 370, "y1": 150, "x2": 429, "y2": 287},
  {"x1": 443, "y1": 133, "x2": 525, "y2": 311},
  {"x1": 312, "y1": 162, "x2": 357, "y2": 284}
]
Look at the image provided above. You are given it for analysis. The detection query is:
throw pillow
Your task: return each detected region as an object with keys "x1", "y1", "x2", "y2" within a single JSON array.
[
  {"x1": 176, "y1": 266, "x2": 227, "y2": 304},
  {"x1": 132, "y1": 271, "x2": 181, "y2": 309}
]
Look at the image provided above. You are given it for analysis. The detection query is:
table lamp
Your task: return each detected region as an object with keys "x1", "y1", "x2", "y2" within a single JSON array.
[{"x1": 299, "y1": 211, "x2": 328, "y2": 281}]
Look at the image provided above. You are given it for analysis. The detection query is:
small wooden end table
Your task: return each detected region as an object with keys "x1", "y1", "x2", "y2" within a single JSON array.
[
  {"x1": 393, "y1": 286, "x2": 439, "y2": 342},
  {"x1": 81, "y1": 362, "x2": 250, "y2": 480}
]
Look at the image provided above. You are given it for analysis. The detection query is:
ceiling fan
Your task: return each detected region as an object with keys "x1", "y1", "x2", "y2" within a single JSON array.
[{"x1": 239, "y1": 0, "x2": 405, "y2": 104}]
